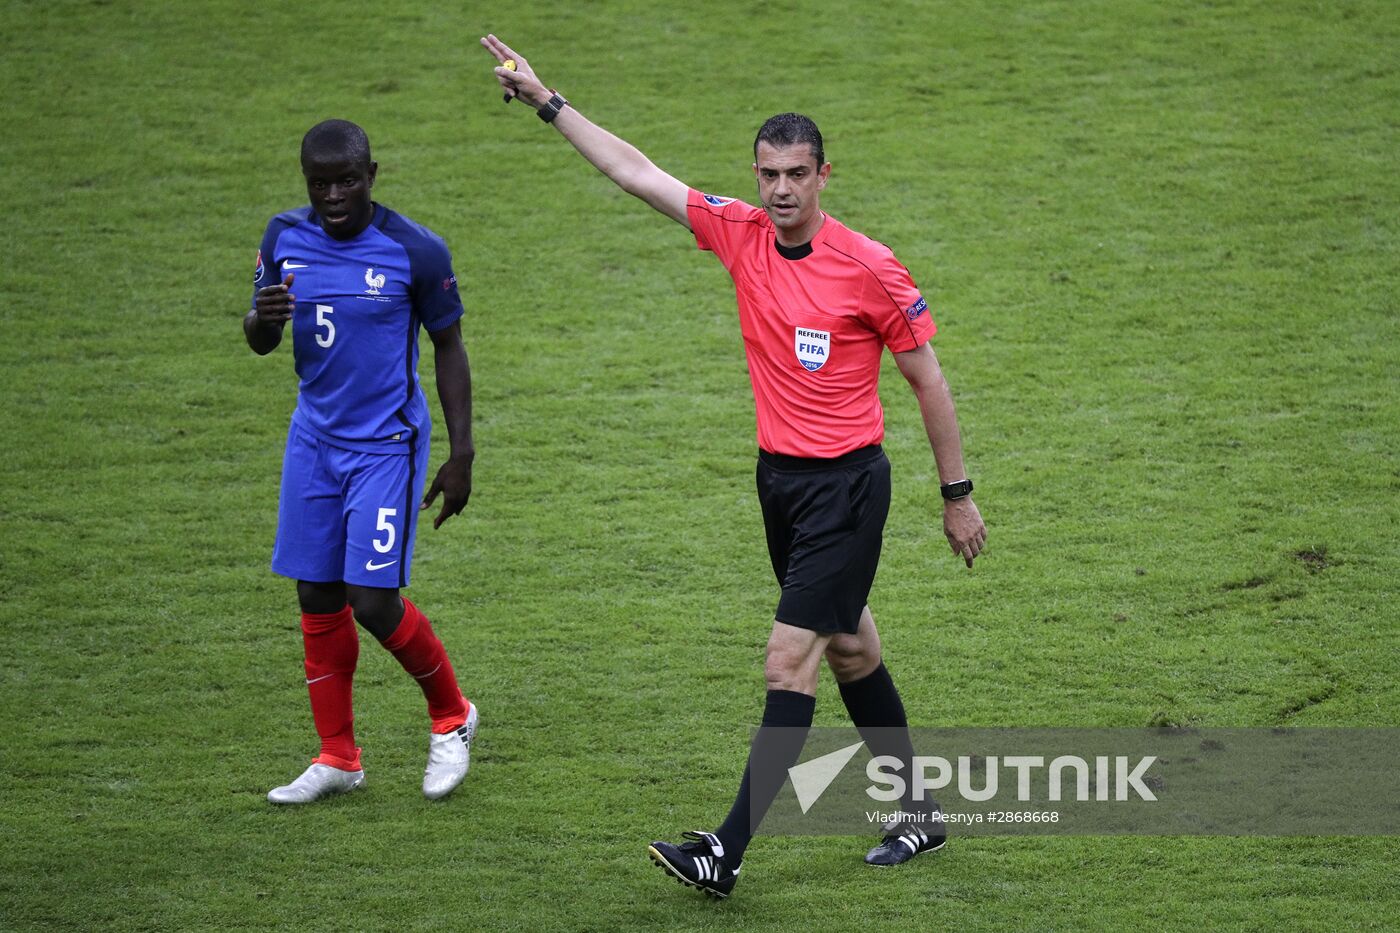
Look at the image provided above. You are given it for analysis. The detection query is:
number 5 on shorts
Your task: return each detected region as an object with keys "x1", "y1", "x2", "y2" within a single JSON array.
[{"x1": 374, "y1": 507, "x2": 397, "y2": 553}]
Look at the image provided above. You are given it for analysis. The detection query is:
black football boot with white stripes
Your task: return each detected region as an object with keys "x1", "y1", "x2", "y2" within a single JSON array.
[
  {"x1": 647, "y1": 831, "x2": 740, "y2": 898},
  {"x1": 864, "y1": 817, "x2": 947, "y2": 866}
]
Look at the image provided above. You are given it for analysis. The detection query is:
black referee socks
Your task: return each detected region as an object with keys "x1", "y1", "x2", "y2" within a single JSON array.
[
  {"x1": 714, "y1": 689, "x2": 816, "y2": 869},
  {"x1": 839, "y1": 662, "x2": 928, "y2": 820},
  {"x1": 838, "y1": 662, "x2": 909, "y2": 730}
]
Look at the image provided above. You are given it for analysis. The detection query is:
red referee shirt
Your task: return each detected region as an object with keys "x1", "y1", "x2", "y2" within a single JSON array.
[{"x1": 687, "y1": 188, "x2": 937, "y2": 458}]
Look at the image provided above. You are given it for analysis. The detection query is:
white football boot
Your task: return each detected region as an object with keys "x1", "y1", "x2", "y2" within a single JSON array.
[
  {"x1": 267, "y1": 762, "x2": 365, "y2": 805},
  {"x1": 423, "y1": 702, "x2": 479, "y2": 800}
]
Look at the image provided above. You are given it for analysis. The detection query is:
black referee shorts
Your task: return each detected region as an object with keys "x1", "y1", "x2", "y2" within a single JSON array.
[{"x1": 756, "y1": 444, "x2": 891, "y2": 635}]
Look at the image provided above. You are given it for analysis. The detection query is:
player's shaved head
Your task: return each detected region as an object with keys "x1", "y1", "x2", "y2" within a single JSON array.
[
  {"x1": 754, "y1": 113, "x2": 824, "y2": 168},
  {"x1": 301, "y1": 119, "x2": 372, "y2": 169},
  {"x1": 299, "y1": 119, "x2": 378, "y2": 240}
]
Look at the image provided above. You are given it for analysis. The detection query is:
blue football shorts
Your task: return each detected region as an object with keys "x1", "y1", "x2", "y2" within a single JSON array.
[{"x1": 271, "y1": 423, "x2": 429, "y2": 588}]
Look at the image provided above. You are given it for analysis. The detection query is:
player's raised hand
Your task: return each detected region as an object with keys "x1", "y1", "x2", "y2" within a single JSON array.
[
  {"x1": 481, "y1": 34, "x2": 548, "y2": 108},
  {"x1": 422, "y1": 454, "x2": 473, "y2": 529},
  {"x1": 944, "y1": 497, "x2": 986, "y2": 568},
  {"x1": 253, "y1": 272, "x2": 295, "y2": 325}
]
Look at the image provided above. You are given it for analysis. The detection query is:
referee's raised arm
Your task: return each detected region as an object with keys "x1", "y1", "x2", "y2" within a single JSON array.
[{"x1": 481, "y1": 35, "x2": 690, "y2": 228}]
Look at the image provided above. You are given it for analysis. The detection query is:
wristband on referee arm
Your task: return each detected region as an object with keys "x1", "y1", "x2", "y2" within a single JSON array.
[
  {"x1": 940, "y1": 478, "x2": 974, "y2": 501},
  {"x1": 537, "y1": 91, "x2": 568, "y2": 123}
]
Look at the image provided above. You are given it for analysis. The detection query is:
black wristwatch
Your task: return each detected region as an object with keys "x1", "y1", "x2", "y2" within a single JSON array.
[
  {"x1": 940, "y1": 479, "x2": 974, "y2": 501},
  {"x1": 537, "y1": 92, "x2": 569, "y2": 123}
]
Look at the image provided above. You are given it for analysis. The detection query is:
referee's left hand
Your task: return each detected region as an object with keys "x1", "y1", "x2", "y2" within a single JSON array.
[
  {"x1": 481, "y1": 34, "x2": 548, "y2": 108},
  {"x1": 944, "y1": 497, "x2": 986, "y2": 568},
  {"x1": 422, "y1": 454, "x2": 473, "y2": 529}
]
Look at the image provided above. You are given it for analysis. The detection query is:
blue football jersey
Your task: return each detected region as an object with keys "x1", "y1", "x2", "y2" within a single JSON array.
[{"x1": 252, "y1": 204, "x2": 464, "y2": 451}]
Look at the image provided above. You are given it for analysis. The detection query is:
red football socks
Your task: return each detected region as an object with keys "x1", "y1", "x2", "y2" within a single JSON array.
[
  {"x1": 300, "y1": 605, "x2": 361, "y2": 771},
  {"x1": 383, "y1": 597, "x2": 469, "y2": 733}
]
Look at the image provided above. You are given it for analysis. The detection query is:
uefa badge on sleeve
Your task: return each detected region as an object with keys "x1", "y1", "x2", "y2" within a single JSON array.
[{"x1": 794, "y1": 327, "x2": 830, "y2": 372}]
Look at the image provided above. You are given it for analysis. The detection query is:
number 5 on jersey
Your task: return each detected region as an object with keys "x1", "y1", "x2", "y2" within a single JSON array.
[{"x1": 315, "y1": 304, "x2": 336, "y2": 347}]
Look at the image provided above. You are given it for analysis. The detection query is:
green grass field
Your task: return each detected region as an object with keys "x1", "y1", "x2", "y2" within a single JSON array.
[{"x1": 3, "y1": 0, "x2": 1398, "y2": 929}]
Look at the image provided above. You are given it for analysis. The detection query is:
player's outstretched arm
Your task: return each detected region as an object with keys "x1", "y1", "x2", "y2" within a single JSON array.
[
  {"x1": 244, "y1": 272, "x2": 295, "y2": 355},
  {"x1": 480, "y1": 35, "x2": 690, "y2": 228},
  {"x1": 893, "y1": 342, "x2": 987, "y2": 567},
  {"x1": 421, "y1": 321, "x2": 474, "y2": 529}
]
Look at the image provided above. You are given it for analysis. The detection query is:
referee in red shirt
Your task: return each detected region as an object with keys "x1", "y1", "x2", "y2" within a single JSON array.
[{"x1": 483, "y1": 36, "x2": 986, "y2": 898}]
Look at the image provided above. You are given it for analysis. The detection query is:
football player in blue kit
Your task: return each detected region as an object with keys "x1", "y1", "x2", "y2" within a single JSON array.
[{"x1": 244, "y1": 119, "x2": 478, "y2": 804}]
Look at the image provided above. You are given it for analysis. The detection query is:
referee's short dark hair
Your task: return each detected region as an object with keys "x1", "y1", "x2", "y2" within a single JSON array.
[
  {"x1": 301, "y1": 119, "x2": 372, "y2": 167},
  {"x1": 754, "y1": 113, "x2": 824, "y2": 167}
]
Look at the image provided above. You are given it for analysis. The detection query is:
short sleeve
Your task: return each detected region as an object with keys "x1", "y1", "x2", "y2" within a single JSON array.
[
  {"x1": 687, "y1": 188, "x2": 766, "y2": 269},
  {"x1": 250, "y1": 219, "x2": 286, "y2": 305},
  {"x1": 407, "y1": 234, "x2": 465, "y2": 333},
  {"x1": 860, "y1": 246, "x2": 937, "y2": 352}
]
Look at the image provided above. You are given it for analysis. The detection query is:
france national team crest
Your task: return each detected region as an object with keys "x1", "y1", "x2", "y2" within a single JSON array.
[
  {"x1": 364, "y1": 267, "x2": 385, "y2": 296},
  {"x1": 795, "y1": 327, "x2": 830, "y2": 372}
]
